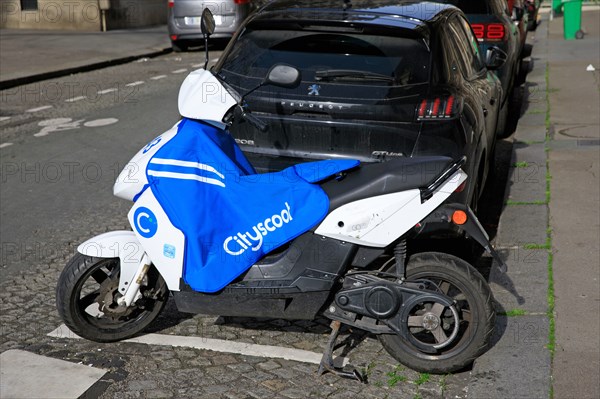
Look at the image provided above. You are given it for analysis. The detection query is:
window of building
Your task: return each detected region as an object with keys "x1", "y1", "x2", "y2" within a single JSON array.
[{"x1": 20, "y1": 0, "x2": 38, "y2": 11}]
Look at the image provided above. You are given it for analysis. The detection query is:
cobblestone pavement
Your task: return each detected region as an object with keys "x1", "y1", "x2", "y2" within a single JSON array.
[{"x1": 0, "y1": 241, "x2": 471, "y2": 398}]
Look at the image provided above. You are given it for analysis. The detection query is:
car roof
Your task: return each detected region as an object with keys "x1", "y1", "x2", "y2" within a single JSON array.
[{"x1": 255, "y1": 0, "x2": 457, "y2": 31}]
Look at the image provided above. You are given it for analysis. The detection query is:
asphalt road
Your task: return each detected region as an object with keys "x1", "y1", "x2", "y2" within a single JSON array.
[{"x1": 1, "y1": 51, "x2": 221, "y2": 277}]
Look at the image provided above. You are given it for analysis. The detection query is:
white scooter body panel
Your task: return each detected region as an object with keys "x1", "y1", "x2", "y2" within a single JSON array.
[
  {"x1": 315, "y1": 170, "x2": 467, "y2": 247},
  {"x1": 178, "y1": 69, "x2": 237, "y2": 130},
  {"x1": 127, "y1": 189, "x2": 185, "y2": 291},
  {"x1": 113, "y1": 122, "x2": 181, "y2": 202},
  {"x1": 77, "y1": 231, "x2": 145, "y2": 295}
]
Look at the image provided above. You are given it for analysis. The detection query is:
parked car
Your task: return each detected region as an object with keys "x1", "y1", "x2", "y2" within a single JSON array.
[
  {"x1": 525, "y1": 0, "x2": 542, "y2": 30},
  {"x1": 214, "y1": 0, "x2": 504, "y2": 212},
  {"x1": 436, "y1": 0, "x2": 525, "y2": 138},
  {"x1": 508, "y1": 0, "x2": 530, "y2": 46},
  {"x1": 167, "y1": 0, "x2": 257, "y2": 52}
]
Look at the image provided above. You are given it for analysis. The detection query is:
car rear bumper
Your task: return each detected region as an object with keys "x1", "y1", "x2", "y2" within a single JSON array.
[{"x1": 167, "y1": 5, "x2": 250, "y2": 40}]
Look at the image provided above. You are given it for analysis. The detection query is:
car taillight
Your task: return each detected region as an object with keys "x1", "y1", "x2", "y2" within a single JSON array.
[
  {"x1": 471, "y1": 23, "x2": 506, "y2": 41},
  {"x1": 454, "y1": 181, "x2": 467, "y2": 193},
  {"x1": 234, "y1": 0, "x2": 251, "y2": 4},
  {"x1": 168, "y1": 0, "x2": 174, "y2": 8},
  {"x1": 416, "y1": 96, "x2": 458, "y2": 121}
]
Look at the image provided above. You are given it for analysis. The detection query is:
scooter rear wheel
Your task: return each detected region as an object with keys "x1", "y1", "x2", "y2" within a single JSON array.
[
  {"x1": 56, "y1": 254, "x2": 168, "y2": 342},
  {"x1": 379, "y1": 252, "x2": 495, "y2": 373}
]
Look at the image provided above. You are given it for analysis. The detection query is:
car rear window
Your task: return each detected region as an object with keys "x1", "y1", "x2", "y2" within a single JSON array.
[
  {"x1": 219, "y1": 28, "x2": 430, "y2": 88},
  {"x1": 436, "y1": 0, "x2": 490, "y2": 14}
]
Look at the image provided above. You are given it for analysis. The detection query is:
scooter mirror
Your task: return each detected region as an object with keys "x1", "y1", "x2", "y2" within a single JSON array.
[
  {"x1": 263, "y1": 64, "x2": 302, "y2": 89},
  {"x1": 201, "y1": 8, "x2": 215, "y2": 36},
  {"x1": 200, "y1": 8, "x2": 215, "y2": 70}
]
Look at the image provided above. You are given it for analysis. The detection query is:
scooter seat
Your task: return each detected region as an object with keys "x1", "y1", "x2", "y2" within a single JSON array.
[{"x1": 321, "y1": 156, "x2": 453, "y2": 211}]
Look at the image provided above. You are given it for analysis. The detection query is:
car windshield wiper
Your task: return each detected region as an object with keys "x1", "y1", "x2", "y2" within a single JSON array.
[{"x1": 314, "y1": 69, "x2": 394, "y2": 83}]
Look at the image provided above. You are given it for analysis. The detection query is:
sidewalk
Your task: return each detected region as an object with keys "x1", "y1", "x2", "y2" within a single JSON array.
[
  {"x1": 465, "y1": 8, "x2": 599, "y2": 399},
  {"x1": 547, "y1": 9, "x2": 600, "y2": 399},
  {"x1": 0, "y1": 26, "x2": 171, "y2": 89}
]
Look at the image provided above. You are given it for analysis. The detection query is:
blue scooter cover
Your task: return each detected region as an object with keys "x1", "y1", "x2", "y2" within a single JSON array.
[{"x1": 146, "y1": 118, "x2": 359, "y2": 292}]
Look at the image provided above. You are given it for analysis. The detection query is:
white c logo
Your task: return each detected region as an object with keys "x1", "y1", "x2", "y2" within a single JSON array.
[{"x1": 136, "y1": 212, "x2": 151, "y2": 234}]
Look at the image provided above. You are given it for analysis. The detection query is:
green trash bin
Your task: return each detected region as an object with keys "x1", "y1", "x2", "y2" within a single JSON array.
[
  {"x1": 562, "y1": 0, "x2": 584, "y2": 40},
  {"x1": 552, "y1": 0, "x2": 562, "y2": 13}
]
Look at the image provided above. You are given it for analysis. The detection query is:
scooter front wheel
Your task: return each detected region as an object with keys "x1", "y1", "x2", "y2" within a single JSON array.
[
  {"x1": 56, "y1": 254, "x2": 168, "y2": 342},
  {"x1": 379, "y1": 252, "x2": 495, "y2": 374}
]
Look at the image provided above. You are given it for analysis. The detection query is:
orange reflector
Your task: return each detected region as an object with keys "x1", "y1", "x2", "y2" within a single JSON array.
[{"x1": 452, "y1": 210, "x2": 468, "y2": 225}]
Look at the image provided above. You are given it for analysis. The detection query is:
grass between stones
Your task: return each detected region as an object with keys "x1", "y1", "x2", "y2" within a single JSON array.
[{"x1": 545, "y1": 61, "x2": 556, "y2": 398}]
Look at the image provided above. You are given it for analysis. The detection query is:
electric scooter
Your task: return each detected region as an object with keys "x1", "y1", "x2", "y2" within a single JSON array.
[{"x1": 56, "y1": 9, "x2": 506, "y2": 381}]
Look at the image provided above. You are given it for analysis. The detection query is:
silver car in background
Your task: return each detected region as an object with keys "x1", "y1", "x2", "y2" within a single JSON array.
[{"x1": 167, "y1": 0, "x2": 258, "y2": 52}]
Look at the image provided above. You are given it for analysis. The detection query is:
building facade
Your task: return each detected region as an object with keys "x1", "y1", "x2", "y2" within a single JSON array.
[{"x1": 1, "y1": 0, "x2": 167, "y2": 31}]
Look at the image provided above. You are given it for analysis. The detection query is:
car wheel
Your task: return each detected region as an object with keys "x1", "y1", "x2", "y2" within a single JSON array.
[
  {"x1": 527, "y1": 15, "x2": 537, "y2": 31},
  {"x1": 172, "y1": 41, "x2": 188, "y2": 53},
  {"x1": 495, "y1": 100, "x2": 510, "y2": 139}
]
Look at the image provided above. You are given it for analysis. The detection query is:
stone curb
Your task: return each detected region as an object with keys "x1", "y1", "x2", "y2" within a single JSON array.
[{"x1": 0, "y1": 47, "x2": 172, "y2": 91}]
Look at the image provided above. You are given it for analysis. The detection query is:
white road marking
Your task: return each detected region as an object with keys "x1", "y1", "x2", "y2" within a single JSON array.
[
  {"x1": 0, "y1": 143, "x2": 14, "y2": 149},
  {"x1": 34, "y1": 117, "x2": 118, "y2": 136},
  {"x1": 191, "y1": 63, "x2": 204, "y2": 68},
  {"x1": 172, "y1": 68, "x2": 188, "y2": 74},
  {"x1": 83, "y1": 118, "x2": 118, "y2": 127},
  {"x1": 48, "y1": 324, "x2": 348, "y2": 367},
  {"x1": 0, "y1": 116, "x2": 11, "y2": 122},
  {"x1": 126, "y1": 81, "x2": 144, "y2": 87},
  {"x1": 38, "y1": 118, "x2": 73, "y2": 127},
  {"x1": 65, "y1": 96, "x2": 87, "y2": 103},
  {"x1": 34, "y1": 118, "x2": 82, "y2": 137},
  {"x1": 1, "y1": 350, "x2": 106, "y2": 399},
  {"x1": 150, "y1": 75, "x2": 167, "y2": 80},
  {"x1": 97, "y1": 88, "x2": 117, "y2": 95},
  {"x1": 26, "y1": 105, "x2": 53, "y2": 113}
]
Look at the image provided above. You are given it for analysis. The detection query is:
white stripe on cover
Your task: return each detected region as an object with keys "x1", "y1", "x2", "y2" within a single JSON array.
[
  {"x1": 147, "y1": 170, "x2": 226, "y2": 187},
  {"x1": 150, "y1": 158, "x2": 225, "y2": 179}
]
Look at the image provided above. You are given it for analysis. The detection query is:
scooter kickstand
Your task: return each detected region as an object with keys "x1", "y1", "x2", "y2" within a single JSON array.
[{"x1": 317, "y1": 320, "x2": 364, "y2": 383}]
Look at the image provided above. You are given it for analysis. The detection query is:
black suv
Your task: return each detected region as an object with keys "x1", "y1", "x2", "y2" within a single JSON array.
[
  {"x1": 215, "y1": 0, "x2": 504, "y2": 211},
  {"x1": 435, "y1": 0, "x2": 526, "y2": 137}
]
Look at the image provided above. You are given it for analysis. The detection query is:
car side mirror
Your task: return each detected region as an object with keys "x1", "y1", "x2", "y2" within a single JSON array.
[
  {"x1": 263, "y1": 64, "x2": 302, "y2": 89},
  {"x1": 201, "y1": 8, "x2": 215, "y2": 37},
  {"x1": 485, "y1": 47, "x2": 508, "y2": 71}
]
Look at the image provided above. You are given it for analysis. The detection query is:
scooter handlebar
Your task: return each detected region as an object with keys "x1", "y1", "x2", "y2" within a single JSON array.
[{"x1": 243, "y1": 111, "x2": 269, "y2": 132}]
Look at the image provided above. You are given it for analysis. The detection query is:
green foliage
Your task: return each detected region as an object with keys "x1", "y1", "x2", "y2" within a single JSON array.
[
  {"x1": 414, "y1": 373, "x2": 430, "y2": 386},
  {"x1": 523, "y1": 243, "x2": 551, "y2": 250},
  {"x1": 506, "y1": 200, "x2": 547, "y2": 205},
  {"x1": 386, "y1": 365, "x2": 407, "y2": 387},
  {"x1": 500, "y1": 308, "x2": 528, "y2": 317}
]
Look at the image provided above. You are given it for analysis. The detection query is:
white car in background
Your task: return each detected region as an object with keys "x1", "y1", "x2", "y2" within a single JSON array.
[{"x1": 167, "y1": 0, "x2": 258, "y2": 52}]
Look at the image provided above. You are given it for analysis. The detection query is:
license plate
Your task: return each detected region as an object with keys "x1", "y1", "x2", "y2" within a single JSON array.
[
  {"x1": 184, "y1": 17, "x2": 201, "y2": 26},
  {"x1": 185, "y1": 15, "x2": 222, "y2": 26}
]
